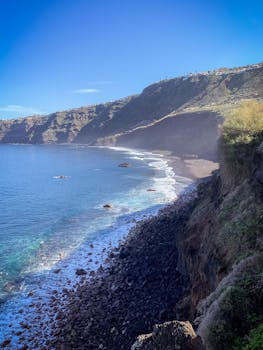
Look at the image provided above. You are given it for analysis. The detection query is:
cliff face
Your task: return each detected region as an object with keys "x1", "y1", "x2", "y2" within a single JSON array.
[
  {"x1": 1, "y1": 63, "x2": 263, "y2": 161},
  {"x1": 50, "y1": 142, "x2": 262, "y2": 350}
]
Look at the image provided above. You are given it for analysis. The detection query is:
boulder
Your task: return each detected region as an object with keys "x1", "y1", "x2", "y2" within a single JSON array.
[
  {"x1": 118, "y1": 162, "x2": 130, "y2": 168},
  {"x1": 3, "y1": 281, "x2": 17, "y2": 292},
  {"x1": 75, "y1": 269, "x2": 87, "y2": 276},
  {"x1": 131, "y1": 321, "x2": 205, "y2": 350},
  {"x1": 53, "y1": 175, "x2": 68, "y2": 179},
  {"x1": 0, "y1": 339, "x2": 11, "y2": 348},
  {"x1": 103, "y1": 204, "x2": 112, "y2": 209}
]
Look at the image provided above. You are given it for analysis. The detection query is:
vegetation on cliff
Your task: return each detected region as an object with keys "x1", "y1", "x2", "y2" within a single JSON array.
[
  {"x1": 207, "y1": 267, "x2": 263, "y2": 350},
  {"x1": 127, "y1": 103, "x2": 263, "y2": 350},
  {"x1": 196, "y1": 100, "x2": 263, "y2": 350}
]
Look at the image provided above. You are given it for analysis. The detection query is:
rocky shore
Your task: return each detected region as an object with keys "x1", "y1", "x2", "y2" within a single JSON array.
[
  {"x1": 1, "y1": 189, "x2": 196, "y2": 350},
  {"x1": 49, "y1": 190, "x2": 197, "y2": 350}
]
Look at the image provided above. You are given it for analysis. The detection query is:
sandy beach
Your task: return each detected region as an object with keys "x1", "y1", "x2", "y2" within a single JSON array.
[{"x1": 152, "y1": 150, "x2": 219, "y2": 180}]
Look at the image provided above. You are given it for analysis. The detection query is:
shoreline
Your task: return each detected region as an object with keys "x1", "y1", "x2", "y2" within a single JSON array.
[
  {"x1": 0, "y1": 146, "x2": 194, "y2": 348},
  {"x1": 97, "y1": 145, "x2": 219, "y2": 181},
  {"x1": 149, "y1": 149, "x2": 219, "y2": 181},
  {"x1": 50, "y1": 188, "x2": 197, "y2": 350}
]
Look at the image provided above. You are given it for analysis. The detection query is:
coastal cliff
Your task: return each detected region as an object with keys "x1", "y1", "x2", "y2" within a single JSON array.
[
  {"x1": 40, "y1": 101, "x2": 262, "y2": 350},
  {"x1": 1, "y1": 63, "x2": 263, "y2": 163},
  {"x1": 132, "y1": 102, "x2": 263, "y2": 350}
]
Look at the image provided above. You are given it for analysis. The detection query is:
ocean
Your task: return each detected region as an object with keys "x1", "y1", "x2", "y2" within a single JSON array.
[{"x1": 0, "y1": 144, "x2": 192, "y2": 344}]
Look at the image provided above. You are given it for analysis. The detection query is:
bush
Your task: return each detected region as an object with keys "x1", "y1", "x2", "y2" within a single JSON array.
[
  {"x1": 208, "y1": 271, "x2": 263, "y2": 350},
  {"x1": 232, "y1": 323, "x2": 263, "y2": 350},
  {"x1": 243, "y1": 323, "x2": 263, "y2": 350},
  {"x1": 220, "y1": 100, "x2": 263, "y2": 183}
]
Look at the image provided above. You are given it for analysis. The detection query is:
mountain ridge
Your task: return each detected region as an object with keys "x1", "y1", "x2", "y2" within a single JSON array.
[{"x1": 1, "y1": 62, "x2": 263, "y2": 161}]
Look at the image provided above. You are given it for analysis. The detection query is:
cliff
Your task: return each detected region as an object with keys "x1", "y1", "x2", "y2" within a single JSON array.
[
  {"x1": 1, "y1": 63, "x2": 263, "y2": 164},
  {"x1": 133, "y1": 101, "x2": 263, "y2": 350}
]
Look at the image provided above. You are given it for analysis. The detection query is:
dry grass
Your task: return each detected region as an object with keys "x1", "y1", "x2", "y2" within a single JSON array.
[{"x1": 220, "y1": 100, "x2": 263, "y2": 184}]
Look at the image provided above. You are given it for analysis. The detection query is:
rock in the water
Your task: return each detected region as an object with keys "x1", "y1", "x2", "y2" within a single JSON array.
[
  {"x1": 53, "y1": 175, "x2": 69, "y2": 179},
  {"x1": 118, "y1": 162, "x2": 130, "y2": 168},
  {"x1": 103, "y1": 204, "x2": 112, "y2": 209},
  {"x1": 75, "y1": 268, "x2": 87, "y2": 276},
  {"x1": 3, "y1": 282, "x2": 16, "y2": 292},
  {"x1": 131, "y1": 320, "x2": 205, "y2": 350}
]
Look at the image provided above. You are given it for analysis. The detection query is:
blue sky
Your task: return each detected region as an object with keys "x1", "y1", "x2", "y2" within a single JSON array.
[{"x1": 0, "y1": 0, "x2": 263, "y2": 119}]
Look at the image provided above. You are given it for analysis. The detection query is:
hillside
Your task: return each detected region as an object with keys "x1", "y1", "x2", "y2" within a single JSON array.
[{"x1": 1, "y1": 63, "x2": 263, "y2": 164}]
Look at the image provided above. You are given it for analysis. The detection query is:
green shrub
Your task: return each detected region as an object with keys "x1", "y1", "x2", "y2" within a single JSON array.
[
  {"x1": 232, "y1": 323, "x2": 263, "y2": 350},
  {"x1": 243, "y1": 323, "x2": 263, "y2": 350},
  {"x1": 218, "y1": 204, "x2": 263, "y2": 264},
  {"x1": 208, "y1": 272, "x2": 263, "y2": 350}
]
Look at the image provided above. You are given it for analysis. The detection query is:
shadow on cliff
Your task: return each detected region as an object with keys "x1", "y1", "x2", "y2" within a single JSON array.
[{"x1": 115, "y1": 111, "x2": 223, "y2": 162}]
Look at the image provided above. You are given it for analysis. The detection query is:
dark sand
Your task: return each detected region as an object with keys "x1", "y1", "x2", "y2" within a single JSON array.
[{"x1": 152, "y1": 150, "x2": 219, "y2": 180}]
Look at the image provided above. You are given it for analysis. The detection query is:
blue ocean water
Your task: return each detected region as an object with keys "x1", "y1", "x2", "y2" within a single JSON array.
[{"x1": 0, "y1": 144, "x2": 192, "y2": 343}]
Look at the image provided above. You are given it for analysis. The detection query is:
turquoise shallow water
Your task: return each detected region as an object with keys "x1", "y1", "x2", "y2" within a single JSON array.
[{"x1": 0, "y1": 144, "x2": 192, "y2": 344}]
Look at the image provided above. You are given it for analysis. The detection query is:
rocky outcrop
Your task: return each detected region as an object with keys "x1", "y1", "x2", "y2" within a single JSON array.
[{"x1": 131, "y1": 321, "x2": 205, "y2": 350}]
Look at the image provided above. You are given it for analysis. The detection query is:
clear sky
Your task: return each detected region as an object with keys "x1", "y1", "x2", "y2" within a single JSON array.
[{"x1": 0, "y1": 0, "x2": 263, "y2": 119}]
